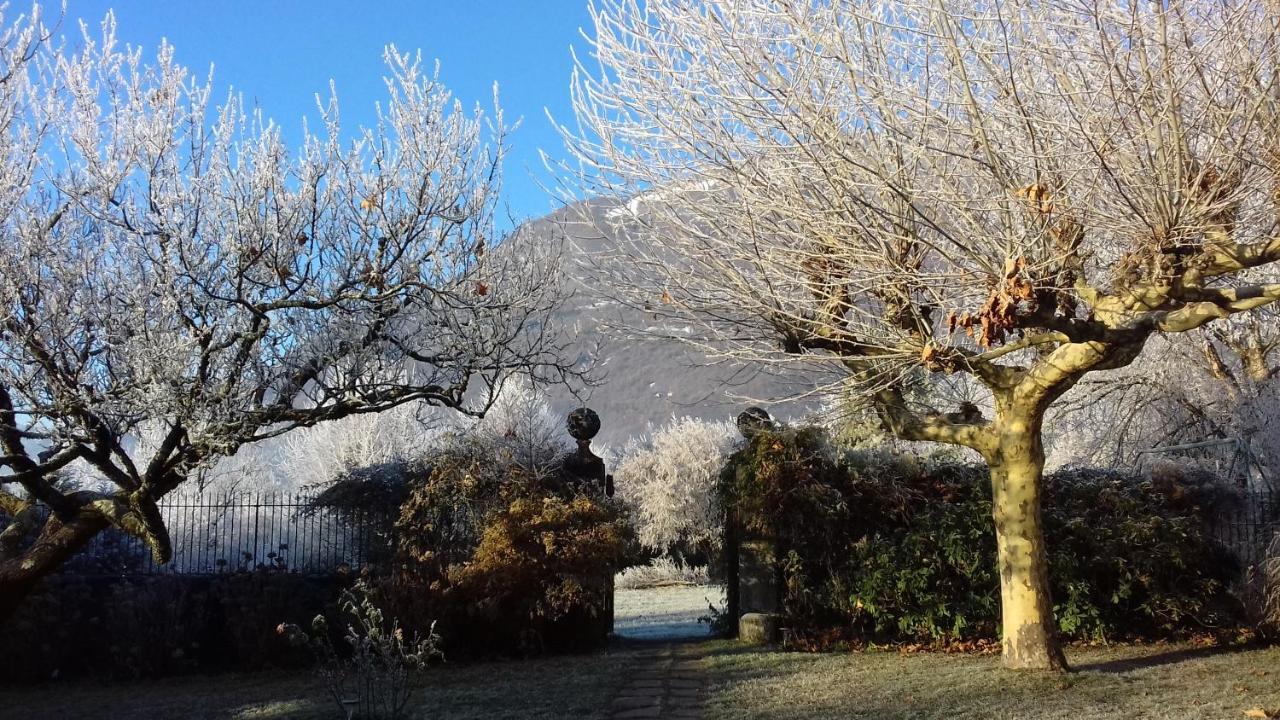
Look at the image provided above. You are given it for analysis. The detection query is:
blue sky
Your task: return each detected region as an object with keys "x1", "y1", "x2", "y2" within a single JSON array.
[{"x1": 40, "y1": 1, "x2": 595, "y2": 224}]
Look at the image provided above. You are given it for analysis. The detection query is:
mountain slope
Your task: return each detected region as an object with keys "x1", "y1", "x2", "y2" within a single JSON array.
[{"x1": 527, "y1": 197, "x2": 816, "y2": 448}]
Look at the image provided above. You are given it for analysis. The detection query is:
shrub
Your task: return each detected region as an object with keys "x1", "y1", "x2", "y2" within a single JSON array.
[
  {"x1": 615, "y1": 417, "x2": 738, "y2": 558},
  {"x1": 615, "y1": 557, "x2": 710, "y2": 590},
  {"x1": 448, "y1": 493, "x2": 629, "y2": 649},
  {"x1": 1041, "y1": 465, "x2": 1239, "y2": 640},
  {"x1": 280, "y1": 582, "x2": 441, "y2": 720},
  {"x1": 1242, "y1": 531, "x2": 1280, "y2": 640},
  {"x1": 721, "y1": 426, "x2": 1244, "y2": 649},
  {"x1": 103, "y1": 579, "x2": 209, "y2": 678},
  {"x1": 0, "y1": 573, "x2": 348, "y2": 681},
  {"x1": 385, "y1": 434, "x2": 630, "y2": 657}
]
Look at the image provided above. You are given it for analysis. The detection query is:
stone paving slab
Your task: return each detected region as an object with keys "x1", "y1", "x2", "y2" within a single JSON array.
[{"x1": 608, "y1": 643, "x2": 709, "y2": 720}]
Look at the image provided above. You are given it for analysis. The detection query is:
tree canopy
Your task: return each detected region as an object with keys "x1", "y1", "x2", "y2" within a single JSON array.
[
  {"x1": 0, "y1": 9, "x2": 573, "y2": 612},
  {"x1": 564, "y1": 0, "x2": 1280, "y2": 669}
]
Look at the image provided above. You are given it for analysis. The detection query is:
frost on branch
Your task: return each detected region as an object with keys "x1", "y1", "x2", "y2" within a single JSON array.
[
  {"x1": 0, "y1": 9, "x2": 573, "y2": 607},
  {"x1": 562, "y1": 0, "x2": 1280, "y2": 670},
  {"x1": 615, "y1": 416, "x2": 738, "y2": 555}
]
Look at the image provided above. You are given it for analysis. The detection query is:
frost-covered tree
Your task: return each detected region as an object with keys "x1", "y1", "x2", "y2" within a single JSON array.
[
  {"x1": 0, "y1": 10, "x2": 573, "y2": 618},
  {"x1": 565, "y1": 0, "x2": 1280, "y2": 669},
  {"x1": 615, "y1": 416, "x2": 737, "y2": 555},
  {"x1": 276, "y1": 401, "x2": 440, "y2": 490},
  {"x1": 469, "y1": 375, "x2": 569, "y2": 478},
  {"x1": 1052, "y1": 314, "x2": 1280, "y2": 486}
]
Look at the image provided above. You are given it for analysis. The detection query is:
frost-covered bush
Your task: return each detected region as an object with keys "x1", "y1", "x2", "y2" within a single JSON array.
[
  {"x1": 465, "y1": 376, "x2": 569, "y2": 478},
  {"x1": 278, "y1": 402, "x2": 441, "y2": 489},
  {"x1": 615, "y1": 557, "x2": 709, "y2": 590},
  {"x1": 615, "y1": 417, "x2": 738, "y2": 556},
  {"x1": 275, "y1": 375, "x2": 565, "y2": 491},
  {"x1": 1047, "y1": 325, "x2": 1280, "y2": 487}
]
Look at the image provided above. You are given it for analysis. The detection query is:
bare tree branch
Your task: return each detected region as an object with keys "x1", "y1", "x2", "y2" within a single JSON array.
[{"x1": 0, "y1": 11, "x2": 578, "y2": 600}]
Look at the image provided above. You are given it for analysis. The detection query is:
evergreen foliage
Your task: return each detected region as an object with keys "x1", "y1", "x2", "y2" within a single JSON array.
[{"x1": 721, "y1": 427, "x2": 1243, "y2": 648}]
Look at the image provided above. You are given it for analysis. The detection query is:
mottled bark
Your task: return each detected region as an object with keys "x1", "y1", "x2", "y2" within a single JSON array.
[{"x1": 988, "y1": 407, "x2": 1068, "y2": 671}]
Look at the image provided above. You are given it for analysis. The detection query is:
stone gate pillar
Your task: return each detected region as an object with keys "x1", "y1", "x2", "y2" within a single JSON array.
[
  {"x1": 563, "y1": 407, "x2": 612, "y2": 497},
  {"x1": 728, "y1": 407, "x2": 783, "y2": 643},
  {"x1": 561, "y1": 407, "x2": 615, "y2": 637}
]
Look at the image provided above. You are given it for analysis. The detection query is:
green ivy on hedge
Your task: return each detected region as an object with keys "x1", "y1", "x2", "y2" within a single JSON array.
[{"x1": 720, "y1": 427, "x2": 1243, "y2": 648}]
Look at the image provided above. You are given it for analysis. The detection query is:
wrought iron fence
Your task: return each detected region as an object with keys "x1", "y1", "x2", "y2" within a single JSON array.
[
  {"x1": 17, "y1": 477, "x2": 1278, "y2": 577},
  {"x1": 57, "y1": 491, "x2": 392, "y2": 576},
  {"x1": 1210, "y1": 488, "x2": 1280, "y2": 568}
]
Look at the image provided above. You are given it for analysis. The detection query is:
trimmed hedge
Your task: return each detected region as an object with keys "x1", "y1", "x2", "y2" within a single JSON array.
[
  {"x1": 721, "y1": 426, "x2": 1244, "y2": 649},
  {"x1": 0, "y1": 572, "x2": 351, "y2": 682}
]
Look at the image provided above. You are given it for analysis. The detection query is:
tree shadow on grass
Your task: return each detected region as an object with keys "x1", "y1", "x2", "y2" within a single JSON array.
[
  {"x1": 695, "y1": 640, "x2": 831, "y2": 687},
  {"x1": 1070, "y1": 643, "x2": 1253, "y2": 674}
]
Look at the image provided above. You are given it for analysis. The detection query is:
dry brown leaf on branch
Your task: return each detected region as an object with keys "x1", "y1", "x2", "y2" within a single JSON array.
[
  {"x1": 958, "y1": 256, "x2": 1038, "y2": 348},
  {"x1": 1015, "y1": 183, "x2": 1054, "y2": 214},
  {"x1": 920, "y1": 344, "x2": 937, "y2": 366}
]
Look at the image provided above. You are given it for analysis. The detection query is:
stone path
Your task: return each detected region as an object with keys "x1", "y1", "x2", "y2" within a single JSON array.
[{"x1": 608, "y1": 642, "x2": 710, "y2": 719}]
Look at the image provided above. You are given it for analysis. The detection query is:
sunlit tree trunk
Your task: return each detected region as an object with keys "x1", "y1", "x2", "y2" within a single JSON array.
[{"x1": 987, "y1": 403, "x2": 1067, "y2": 671}]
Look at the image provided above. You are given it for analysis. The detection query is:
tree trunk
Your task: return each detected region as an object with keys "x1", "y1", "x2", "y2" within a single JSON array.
[
  {"x1": 988, "y1": 409, "x2": 1067, "y2": 671},
  {"x1": 0, "y1": 512, "x2": 108, "y2": 624}
]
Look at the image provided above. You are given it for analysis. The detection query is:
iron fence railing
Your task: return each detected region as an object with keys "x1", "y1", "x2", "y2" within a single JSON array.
[
  {"x1": 7, "y1": 482, "x2": 1277, "y2": 576},
  {"x1": 53, "y1": 491, "x2": 391, "y2": 576},
  {"x1": 1210, "y1": 488, "x2": 1279, "y2": 568}
]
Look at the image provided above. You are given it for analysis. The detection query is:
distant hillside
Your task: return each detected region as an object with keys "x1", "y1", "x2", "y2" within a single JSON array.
[{"x1": 527, "y1": 197, "x2": 816, "y2": 449}]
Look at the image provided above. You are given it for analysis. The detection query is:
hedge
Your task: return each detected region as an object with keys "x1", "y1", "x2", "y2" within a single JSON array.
[{"x1": 721, "y1": 426, "x2": 1244, "y2": 648}]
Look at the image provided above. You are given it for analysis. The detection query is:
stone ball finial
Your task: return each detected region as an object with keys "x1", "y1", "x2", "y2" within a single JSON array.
[
  {"x1": 566, "y1": 407, "x2": 601, "y2": 442},
  {"x1": 736, "y1": 406, "x2": 774, "y2": 439}
]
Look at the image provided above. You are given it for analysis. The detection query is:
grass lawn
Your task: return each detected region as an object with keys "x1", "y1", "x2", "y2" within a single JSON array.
[
  {"x1": 0, "y1": 644, "x2": 646, "y2": 720},
  {"x1": 2, "y1": 640, "x2": 1278, "y2": 719},
  {"x1": 702, "y1": 641, "x2": 1280, "y2": 720},
  {"x1": 613, "y1": 584, "x2": 724, "y2": 640}
]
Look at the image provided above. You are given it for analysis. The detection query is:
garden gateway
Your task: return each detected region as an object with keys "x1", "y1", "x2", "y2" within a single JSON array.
[{"x1": 2, "y1": 1, "x2": 1280, "y2": 718}]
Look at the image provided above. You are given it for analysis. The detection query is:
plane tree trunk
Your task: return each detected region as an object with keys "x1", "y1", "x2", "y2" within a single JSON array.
[{"x1": 987, "y1": 402, "x2": 1067, "y2": 671}]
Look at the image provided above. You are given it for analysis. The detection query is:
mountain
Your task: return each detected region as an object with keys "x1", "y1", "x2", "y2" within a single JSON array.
[{"x1": 524, "y1": 197, "x2": 816, "y2": 449}]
